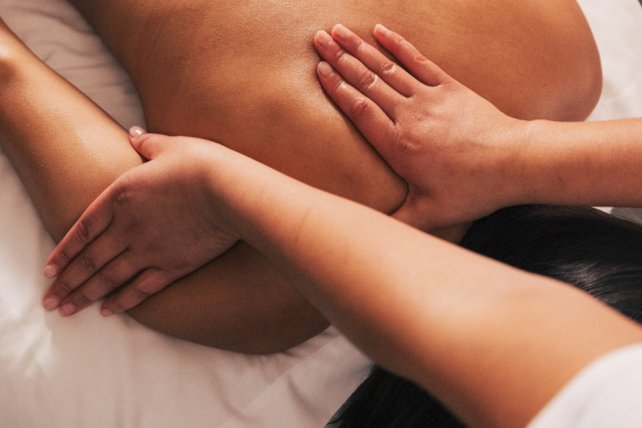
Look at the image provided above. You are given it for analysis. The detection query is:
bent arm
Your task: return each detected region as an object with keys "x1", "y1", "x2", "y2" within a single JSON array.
[
  {"x1": 47, "y1": 133, "x2": 642, "y2": 425},
  {"x1": 206, "y1": 144, "x2": 642, "y2": 427}
]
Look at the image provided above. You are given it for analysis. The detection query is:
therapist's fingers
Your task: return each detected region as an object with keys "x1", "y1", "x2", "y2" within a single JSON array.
[
  {"x1": 316, "y1": 61, "x2": 397, "y2": 156},
  {"x1": 52, "y1": 253, "x2": 140, "y2": 316},
  {"x1": 328, "y1": 24, "x2": 418, "y2": 97},
  {"x1": 43, "y1": 230, "x2": 129, "y2": 310},
  {"x1": 43, "y1": 189, "x2": 116, "y2": 279},
  {"x1": 314, "y1": 30, "x2": 405, "y2": 117},
  {"x1": 101, "y1": 268, "x2": 175, "y2": 316},
  {"x1": 372, "y1": 24, "x2": 453, "y2": 87},
  {"x1": 128, "y1": 128, "x2": 173, "y2": 161}
]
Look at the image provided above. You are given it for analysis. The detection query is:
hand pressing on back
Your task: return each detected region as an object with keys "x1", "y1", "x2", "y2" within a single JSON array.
[{"x1": 314, "y1": 24, "x2": 528, "y2": 230}]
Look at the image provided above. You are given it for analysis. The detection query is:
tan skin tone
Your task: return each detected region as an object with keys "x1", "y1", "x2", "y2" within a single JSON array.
[
  {"x1": 45, "y1": 130, "x2": 642, "y2": 428},
  {"x1": 314, "y1": 24, "x2": 642, "y2": 225},
  {"x1": 44, "y1": 27, "x2": 642, "y2": 425},
  {"x1": 0, "y1": 0, "x2": 601, "y2": 353}
]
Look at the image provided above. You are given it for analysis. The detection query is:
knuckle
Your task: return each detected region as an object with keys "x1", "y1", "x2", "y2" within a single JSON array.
[
  {"x1": 379, "y1": 62, "x2": 396, "y2": 76},
  {"x1": 351, "y1": 38, "x2": 365, "y2": 53},
  {"x1": 74, "y1": 291, "x2": 92, "y2": 304},
  {"x1": 333, "y1": 48, "x2": 347, "y2": 63},
  {"x1": 138, "y1": 280, "x2": 158, "y2": 295},
  {"x1": 332, "y1": 77, "x2": 346, "y2": 93},
  {"x1": 390, "y1": 33, "x2": 407, "y2": 50},
  {"x1": 357, "y1": 70, "x2": 378, "y2": 91},
  {"x1": 134, "y1": 134, "x2": 157, "y2": 158},
  {"x1": 138, "y1": 271, "x2": 167, "y2": 294},
  {"x1": 413, "y1": 54, "x2": 429, "y2": 66},
  {"x1": 351, "y1": 97, "x2": 370, "y2": 117},
  {"x1": 75, "y1": 218, "x2": 93, "y2": 244},
  {"x1": 57, "y1": 249, "x2": 72, "y2": 266},
  {"x1": 97, "y1": 271, "x2": 119, "y2": 291},
  {"x1": 113, "y1": 184, "x2": 130, "y2": 206},
  {"x1": 80, "y1": 252, "x2": 97, "y2": 272},
  {"x1": 56, "y1": 278, "x2": 74, "y2": 294},
  {"x1": 132, "y1": 286, "x2": 153, "y2": 302}
]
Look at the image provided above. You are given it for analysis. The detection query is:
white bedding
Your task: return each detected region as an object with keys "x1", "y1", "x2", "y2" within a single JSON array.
[{"x1": 0, "y1": 0, "x2": 641, "y2": 427}]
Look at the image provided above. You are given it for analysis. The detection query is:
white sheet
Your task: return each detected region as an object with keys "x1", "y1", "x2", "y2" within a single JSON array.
[
  {"x1": 0, "y1": 0, "x2": 641, "y2": 427},
  {"x1": 580, "y1": 0, "x2": 642, "y2": 223}
]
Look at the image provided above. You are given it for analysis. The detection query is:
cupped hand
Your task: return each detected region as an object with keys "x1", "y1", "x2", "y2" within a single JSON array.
[
  {"x1": 42, "y1": 129, "x2": 240, "y2": 317},
  {"x1": 314, "y1": 24, "x2": 527, "y2": 230}
]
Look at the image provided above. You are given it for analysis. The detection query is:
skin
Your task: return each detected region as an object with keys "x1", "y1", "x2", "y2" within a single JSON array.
[
  {"x1": 313, "y1": 24, "x2": 527, "y2": 230},
  {"x1": 0, "y1": 21, "x2": 322, "y2": 353},
  {"x1": 46, "y1": 130, "x2": 642, "y2": 427},
  {"x1": 1, "y1": 1, "x2": 602, "y2": 352},
  {"x1": 313, "y1": 25, "x2": 642, "y2": 226}
]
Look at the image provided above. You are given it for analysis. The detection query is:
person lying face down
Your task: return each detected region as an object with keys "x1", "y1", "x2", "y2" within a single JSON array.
[
  {"x1": 0, "y1": 0, "x2": 601, "y2": 353},
  {"x1": 39, "y1": 130, "x2": 642, "y2": 427},
  {"x1": 31, "y1": 20, "x2": 642, "y2": 427}
]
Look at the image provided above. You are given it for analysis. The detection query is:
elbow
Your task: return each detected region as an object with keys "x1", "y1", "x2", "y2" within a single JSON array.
[
  {"x1": 557, "y1": 44, "x2": 603, "y2": 122},
  {"x1": 578, "y1": 62, "x2": 603, "y2": 120},
  {"x1": 0, "y1": 44, "x2": 21, "y2": 88},
  {"x1": 550, "y1": 4, "x2": 604, "y2": 121}
]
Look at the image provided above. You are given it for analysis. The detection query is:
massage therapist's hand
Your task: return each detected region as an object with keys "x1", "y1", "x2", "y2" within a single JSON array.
[
  {"x1": 42, "y1": 129, "x2": 240, "y2": 317},
  {"x1": 314, "y1": 24, "x2": 528, "y2": 229}
]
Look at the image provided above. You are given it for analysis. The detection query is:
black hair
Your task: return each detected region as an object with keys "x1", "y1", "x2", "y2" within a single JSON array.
[{"x1": 331, "y1": 205, "x2": 642, "y2": 427}]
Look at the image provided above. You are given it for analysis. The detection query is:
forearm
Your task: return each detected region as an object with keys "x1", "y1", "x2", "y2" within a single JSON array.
[
  {"x1": 517, "y1": 118, "x2": 642, "y2": 207},
  {"x1": 0, "y1": 34, "x2": 140, "y2": 239},
  {"x1": 212, "y1": 150, "x2": 642, "y2": 426}
]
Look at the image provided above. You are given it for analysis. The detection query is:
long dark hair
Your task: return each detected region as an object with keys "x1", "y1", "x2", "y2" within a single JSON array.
[{"x1": 332, "y1": 205, "x2": 642, "y2": 427}]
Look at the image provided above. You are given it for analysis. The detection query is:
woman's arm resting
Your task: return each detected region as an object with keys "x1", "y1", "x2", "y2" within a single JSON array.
[
  {"x1": 47, "y1": 132, "x2": 642, "y2": 427},
  {"x1": 314, "y1": 25, "x2": 642, "y2": 228}
]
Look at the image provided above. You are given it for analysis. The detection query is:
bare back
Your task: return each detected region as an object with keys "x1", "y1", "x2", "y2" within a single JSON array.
[{"x1": 71, "y1": 0, "x2": 601, "y2": 209}]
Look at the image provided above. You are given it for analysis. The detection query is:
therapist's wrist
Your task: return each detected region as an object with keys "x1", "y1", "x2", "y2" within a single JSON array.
[
  {"x1": 200, "y1": 144, "x2": 285, "y2": 246},
  {"x1": 195, "y1": 144, "x2": 254, "y2": 241},
  {"x1": 506, "y1": 119, "x2": 562, "y2": 206},
  {"x1": 486, "y1": 117, "x2": 540, "y2": 209}
]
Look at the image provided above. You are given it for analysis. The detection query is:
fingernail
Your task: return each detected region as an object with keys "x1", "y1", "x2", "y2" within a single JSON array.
[
  {"x1": 101, "y1": 308, "x2": 114, "y2": 317},
  {"x1": 374, "y1": 24, "x2": 390, "y2": 34},
  {"x1": 59, "y1": 303, "x2": 75, "y2": 317},
  {"x1": 317, "y1": 61, "x2": 334, "y2": 77},
  {"x1": 43, "y1": 296, "x2": 60, "y2": 311},
  {"x1": 129, "y1": 126, "x2": 146, "y2": 138},
  {"x1": 332, "y1": 24, "x2": 351, "y2": 41},
  {"x1": 43, "y1": 264, "x2": 58, "y2": 279},
  {"x1": 315, "y1": 30, "x2": 332, "y2": 46}
]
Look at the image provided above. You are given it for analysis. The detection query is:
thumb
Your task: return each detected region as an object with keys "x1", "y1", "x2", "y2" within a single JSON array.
[
  {"x1": 391, "y1": 197, "x2": 435, "y2": 231},
  {"x1": 128, "y1": 127, "x2": 172, "y2": 160}
]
